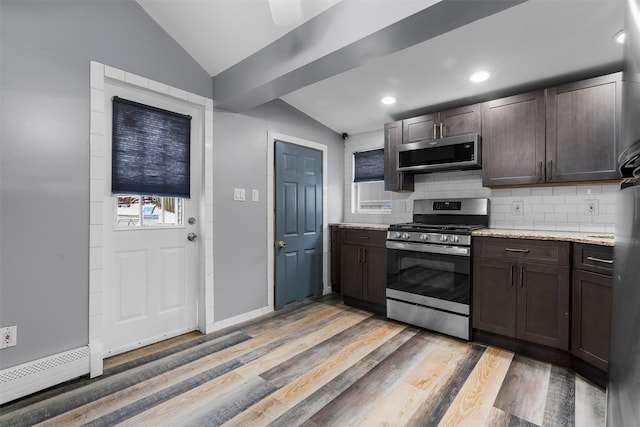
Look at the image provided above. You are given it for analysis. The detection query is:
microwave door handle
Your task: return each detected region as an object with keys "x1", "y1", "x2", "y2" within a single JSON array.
[
  {"x1": 433, "y1": 123, "x2": 437, "y2": 140},
  {"x1": 440, "y1": 123, "x2": 444, "y2": 138}
]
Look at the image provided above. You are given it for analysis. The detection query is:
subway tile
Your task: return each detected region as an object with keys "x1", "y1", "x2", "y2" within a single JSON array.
[
  {"x1": 90, "y1": 269, "x2": 102, "y2": 293},
  {"x1": 148, "y1": 79, "x2": 170, "y2": 95},
  {"x1": 90, "y1": 134, "x2": 105, "y2": 158},
  {"x1": 90, "y1": 61, "x2": 104, "y2": 90},
  {"x1": 576, "y1": 186, "x2": 602, "y2": 195},
  {"x1": 534, "y1": 222, "x2": 557, "y2": 231},
  {"x1": 601, "y1": 184, "x2": 620, "y2": 194},
  {"x1": 552, "y1": 186, "x2": 577, "y2": 195},
  {"x1": 90, "y1": 156, "x2": 105, "y2": 180},
  {"x1": 104, "y1": 65, "x2": 125, "y2": 81},
  {"x1": 542, "y1": 195, "x2": 565, "y2": 205},
  {"x1": 533, "y1": 204, "x2": 554, "y2": 213},
  {"x1": 565, "y1": 195, "x2": 587, "y2": 205},
  {"x1": 89, "y1": 247, "x2": 103, "y2": 270},
  {"x1": 592, "y1": 213, "x2": 616, "y2": 224},
  {"x1": 90, "y1": 88, "x2": 104, "y2": 112},
  {"x1": 188, "y1": 93, "x2": 206, "y2": 106},
  {"x1": 511, "y1": 188, "x2": 532, "y2": 197},
  {"x1": 523, "y1": 212, "x2": 546, "y2": 222},
  {"x1": 554, "y1": 204, "x2": 578, "y2": 214},
  {"x1": 89, "y1": 225, "x2": 102, "y2": 248},
  {"x1": 169, "y1": 86, "x2": 190, "y2": 101},
  {"x1": 561, "y1": 223, "x2": 581, "y2": 232},
  {"x1": 531, "y1": 187, "x2": 554, "y2": 196},
  {"x1": 492, "y1": 204, "x2": 511, "y2": 213},
  {"x1": 125, "y1": 72, "x2": 149, "y2": 88},
  {"x1": 90, "y1": 179, "x2": 105, "y2": 202},
  {"x1": 90, "y1": 202, "x2": 103, "y2": 225},
  {"x1": 90, "y1": 111, "x2": 104, "y2": 135},
  {"x1": 494, "y1": 220, "x2": 515, "y2": 228},
  {"x1": 492, "y1": 189, "x2": 513, "y2": 197}
]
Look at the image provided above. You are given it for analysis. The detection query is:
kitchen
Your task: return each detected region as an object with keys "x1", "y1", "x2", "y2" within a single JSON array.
[{"x1": 2, "y1": 0, "x2": 636, "y2": 426}]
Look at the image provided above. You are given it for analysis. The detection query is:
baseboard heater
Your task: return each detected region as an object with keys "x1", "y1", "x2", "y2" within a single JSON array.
[{"x1": 0, "y1": 346, "x2": 90, "y2": 405}]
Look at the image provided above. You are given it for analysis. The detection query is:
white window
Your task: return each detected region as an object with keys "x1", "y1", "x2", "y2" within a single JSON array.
[
  {"x1": 354, "y1": 181, "x2": 392, "y2": 213},
  {"x1": 116, "y1": 195, "x2": 184, "y2": 227},
  {"x1": 352, "y1": 148, "x2": 391, "y2": 214}
]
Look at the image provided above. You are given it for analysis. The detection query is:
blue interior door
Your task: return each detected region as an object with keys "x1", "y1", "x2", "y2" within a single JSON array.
[{"x1": 275, "y1": 140, "x2": 323, "y2": 309}]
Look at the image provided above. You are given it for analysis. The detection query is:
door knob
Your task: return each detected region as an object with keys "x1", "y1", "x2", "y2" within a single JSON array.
[
  {"x1": 277, "y1": 240, "x2": 287, "y2": 248},
  {"x1": 187, "y1": 232, "x2": 198, "y2": 241}
]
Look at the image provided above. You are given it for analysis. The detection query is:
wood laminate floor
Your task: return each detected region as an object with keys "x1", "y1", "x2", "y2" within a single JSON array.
[{"x1": 0, "y1": 295, "x2": 606, "y2": 427}]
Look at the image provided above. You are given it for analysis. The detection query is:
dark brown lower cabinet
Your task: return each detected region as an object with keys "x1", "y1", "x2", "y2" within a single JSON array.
[
  {"x1": 571, "y1": 244, "x2": 614, "y2": 373},
  {"x1": 339, "y1": 228, "x2": 387, "y2": 314},
  {"x1": 473, "y1": 237, "x2": 570, "y2": 351},
  {"x1": 330, "y1": 225, "x2": 341, "y2": 293}
]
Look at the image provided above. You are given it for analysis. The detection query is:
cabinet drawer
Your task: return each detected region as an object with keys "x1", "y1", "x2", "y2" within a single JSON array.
[
  {"x1": 573, "y1": 243, "x2": 614, "y2": 276},
  {"x1": 342, "y1": 229, "x2": 387, "y2": 247},
  {"x1": 475, "y1": 237, "x2": 570, "y2": 266}
]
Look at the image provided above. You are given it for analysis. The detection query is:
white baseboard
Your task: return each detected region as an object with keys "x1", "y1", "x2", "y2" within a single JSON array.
[
  {"x1": 0, "y1": 346, "x2": 90, "y2": 405},
  {"x1": 208, "y1": 305, "x2": 273, "y2": 333}
]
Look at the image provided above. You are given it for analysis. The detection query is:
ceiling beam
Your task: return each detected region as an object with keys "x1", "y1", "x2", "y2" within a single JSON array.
[{"x1": 212, "y1": 0, "x2": 526, "y2": 112}]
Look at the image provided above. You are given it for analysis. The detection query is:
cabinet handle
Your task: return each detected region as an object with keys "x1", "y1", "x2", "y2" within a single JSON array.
[
  {"x1": 520, "y1": 265, "x2": 525, "y2": 287},
  {"x1": 433, "y1": 123, "x2": 437, "y2": 140},
  {"x1": 548, "y1": 159, "x2": 553, "y2": 181},
  {"x1": 440, "y1": 123, "x2": 444, "y2": 138},
  {"x1": 586, "y1": 256, "x2": 613, "y2": 264},
  {"x1": 505, "y1": 248, "x2": 530, "y2": 253},
  {"x1": 363, "y1": 249, "x2": 368, "y2": 264},
  {"x1": 357, "y1": 248, "x2": 362, "y2": 264},
  {"x1": 538, "y1": 161, "x2": 543, "y2": 182},
  {"x1": 510, "y1": 265, "x2": 515, "y2": 287}
]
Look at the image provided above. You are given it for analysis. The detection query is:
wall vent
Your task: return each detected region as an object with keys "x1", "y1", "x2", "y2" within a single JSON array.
[{"x1": 0, "y1": 346, "x2": 90, "y2": 404}]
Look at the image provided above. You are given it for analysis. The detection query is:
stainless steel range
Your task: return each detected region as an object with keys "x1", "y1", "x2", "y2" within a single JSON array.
[{"x1": 386, "y1": 198, "x2": 489, "y2": 340}]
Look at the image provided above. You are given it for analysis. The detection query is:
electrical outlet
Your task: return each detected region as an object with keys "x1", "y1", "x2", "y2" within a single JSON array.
[
  {"x1": 585, "y1": 199, "x2": 599, "y2": 216},
  {"x1": 512, "y1": 201, "x2": 524, "y2": 216},
  {"x1": 233, "y1": 188, "x2": 246, "y2": 201},
  {"x1": 1, "y1": 326, "x2": 17, "y2": 349}
]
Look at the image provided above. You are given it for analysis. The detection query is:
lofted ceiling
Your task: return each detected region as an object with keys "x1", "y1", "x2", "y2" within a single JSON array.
[{"x1": 137, "y1": 0, "x2": 626, "y2": 135}]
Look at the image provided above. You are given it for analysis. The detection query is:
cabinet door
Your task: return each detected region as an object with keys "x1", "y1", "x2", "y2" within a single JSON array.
[
  {"x1": 517, "y1": 264, "x2": 570, "y2": 350},
  {"x1": 546, "y1": 73, "x2": 621, "y2": 182},
  {"x1": 482, "y1": 91, "x2": 546, "y2": 186},
  {"x1": 362, "y1": 246, "x2": 388, "y2": 306},
  {"x1": 472, "y1": 259, "x2": 517, "y2": 337},
  {"x1": 440, "y1": 104, "x2": 481, "y2": 138},
  {"x1": 572, "y1": 269, "x2": 612, "y2": 371},
  {"x1": 340, "y1": 244, "x2": 363, "y2": 299},
  {"x1": 384, "y1": 121, "x2": 414, "y2": 192},
  {"x1": 330, "y1": 226, "x2": 341, "y2": 289},
  {"x1": 402, "y1": 114, "x2": 438, "y2": 143}
]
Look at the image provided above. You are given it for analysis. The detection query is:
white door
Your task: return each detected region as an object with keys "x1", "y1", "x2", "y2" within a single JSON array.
[{"x1": 103, "y1": 82, "x2": 201, "y2": 357}]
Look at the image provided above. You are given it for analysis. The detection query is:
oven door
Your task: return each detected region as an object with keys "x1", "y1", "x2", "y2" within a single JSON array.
[{"x1": 386, "y1": 241, "x2": 471, "y2": 315}]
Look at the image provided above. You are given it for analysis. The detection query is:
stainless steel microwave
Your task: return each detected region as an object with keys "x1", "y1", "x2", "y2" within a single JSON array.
[{"x1": 397, "y1": 133, "x2": 481, "y2": 173}]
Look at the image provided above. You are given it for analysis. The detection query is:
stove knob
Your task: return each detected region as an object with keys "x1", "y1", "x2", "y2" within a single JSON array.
[
  {"x1": 402, "y1": 233, "x2": 410, "y2": 239},
  {"x1": 451, "y1": 235, "x2": 459, "y2": 243},
  {"x1": 394, "y1": 232, "x2": 402, "y2": 239},
  {"x1": 440, "y1": 235, "x2": 448, "y2": 242},
  {"x1": 420, "y1": 233, "x2": 428, "y2": 241}
]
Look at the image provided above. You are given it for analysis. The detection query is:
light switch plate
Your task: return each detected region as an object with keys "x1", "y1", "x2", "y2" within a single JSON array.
[{"x1": 234, "y1": 188, "x2": 246, "y2": 201}]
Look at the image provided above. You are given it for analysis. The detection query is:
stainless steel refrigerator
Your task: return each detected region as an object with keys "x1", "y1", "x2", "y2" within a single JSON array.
[{"x1": 608, "y1": 0, "x2": 640, "y2": 425}]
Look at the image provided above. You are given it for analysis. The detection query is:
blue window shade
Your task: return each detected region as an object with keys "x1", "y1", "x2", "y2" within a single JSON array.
[
  {"x1": 354, "y1": 148, "x2": 385, "y2": 182},
  {"x1": 112, "y1": 97, "x2": 191, "y2": 198}
]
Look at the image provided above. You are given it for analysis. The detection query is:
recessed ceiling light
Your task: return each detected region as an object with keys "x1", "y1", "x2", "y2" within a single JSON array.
[
  {"x1": 380, "y1": 96, "x2": 397, "y2": 105},
  {"x1": 614, "y1": 30, "x2": 626, "y2": 44},
  {"x1": 469, "y1": 70, "x2": 491, "y2": 83}
]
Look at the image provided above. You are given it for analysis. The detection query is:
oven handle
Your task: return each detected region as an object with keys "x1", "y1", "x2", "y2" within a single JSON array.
[{"x1": 386, "y1": 241, "x2": 470, "y2": 257}]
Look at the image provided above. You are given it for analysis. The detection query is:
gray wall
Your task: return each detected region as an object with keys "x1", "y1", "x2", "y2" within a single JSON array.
[
  {"x1": 0, "y1": 0, "x2": 211, "y2": 369},
  {"x1": 212, "y1": 100, "x2": 344, "y2": 321}
]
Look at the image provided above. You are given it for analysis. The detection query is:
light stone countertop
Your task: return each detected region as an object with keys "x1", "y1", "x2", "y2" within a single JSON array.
[
  {"x1": 329, "y1": 223, "x2": 390, "y2": 231},
  {"x1": 472, "y1": 228, "x2": 615, "y2": 247}
]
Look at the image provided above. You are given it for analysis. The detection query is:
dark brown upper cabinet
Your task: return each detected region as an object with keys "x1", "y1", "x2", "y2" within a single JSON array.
[
  {"x1": 482, "y1": 73, "x2": 622, "y2": 187},
  {"x1": 482, "y1": 91, "x2": 546, "y2": 187},
  {"x1": 546, "y1": 73, "x2": 621, "y2": 183},
  {"x1": 384, "y1": 121, "x2": 414, "y2": 192},
  {"x1": 402, "y1": 104, "x2": 481, "y2": 144}
]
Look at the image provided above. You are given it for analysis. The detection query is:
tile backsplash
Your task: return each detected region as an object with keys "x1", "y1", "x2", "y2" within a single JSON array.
[{"x1": 343, "y1": 130, "x2": 618, "y2": 233}]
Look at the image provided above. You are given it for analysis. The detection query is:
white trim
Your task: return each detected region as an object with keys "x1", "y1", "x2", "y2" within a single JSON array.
[
  {"x1": 209, "y1": 305, "x2": 274, "y2": 332},
  {"x1": 89, "y1": 62, "x2": 215, "y2": 378},
  {"x1": 267, "y1": 132, "x2": 330, "y2": 308},
  {"x1": 0, "y1": 346, "x2": 90, "y2": 405}
]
